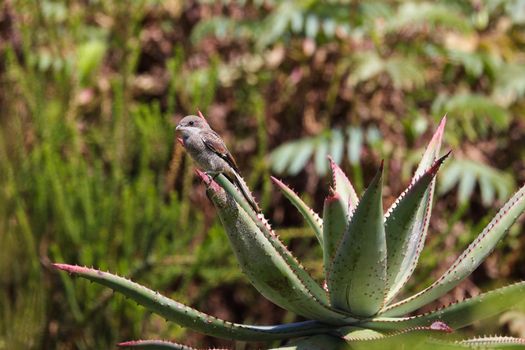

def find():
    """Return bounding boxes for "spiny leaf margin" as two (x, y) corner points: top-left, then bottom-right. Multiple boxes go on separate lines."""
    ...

(204, 173), (353, 323)
(382, 183), (525, 316)
(384, 117), (446, 303)
(52, 264), (339, 340)
(328, 163), (387, 316)
(366, 281), (525, 331)
(384, 151), (450, 303)
(271, 176), (323, 244)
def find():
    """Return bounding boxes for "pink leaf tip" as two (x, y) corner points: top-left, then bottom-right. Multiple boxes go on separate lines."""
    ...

(430, 321), (453, 333)
(51, 263), (86, 274)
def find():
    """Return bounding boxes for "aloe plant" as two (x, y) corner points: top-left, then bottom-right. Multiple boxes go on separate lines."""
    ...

(53, 117), (525, 349)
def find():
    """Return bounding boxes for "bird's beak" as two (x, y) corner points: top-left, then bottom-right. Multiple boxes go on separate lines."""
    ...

(175, 125), (181, 131)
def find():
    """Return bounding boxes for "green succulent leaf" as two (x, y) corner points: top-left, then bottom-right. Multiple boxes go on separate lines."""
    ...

(384, 137), (448, 304)
(341, 328), (385, 341)
(214, 173), (343, 318)
(322, 191), (349, 285)
(118, 340), (196, 349)
(322, 157), (360, 276)
(366, 281), (525, 331)
(206, 173), (352, 324)
(383, 116), (446, 304)
(327, 163), (387, 316)
(273, 335), (350, 350)
(346, 323), (453, 350)
(328, 156), (359, 211)
(385, 116), (447, 304)
(382, 183), (525, 316)
(457, 336), (525, 348)
(52, 264), (337, 341)
(271, 176), (323, 245)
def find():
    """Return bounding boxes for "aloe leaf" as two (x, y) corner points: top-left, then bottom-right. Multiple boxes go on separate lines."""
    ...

(340, 328), (385, 341)
(347, 322), (453, 350)
(413, 116), (447, 187)
(322, 192), (349, 287)
(205, 174), (352, 324)
(366, 281), (525, 331)
(328, 156), (359, 211)
(327, 164), (387, 316)
(457, 336), (525, 348)
(381, 183), (525, 317)
(52, 264), (338, 340)
(322, 157), (359, 278)
(383, 117), (446, 303)
(271, 176), (323, 245)
(384, 152), (449, 303)
(273, 335), (350, 350)
(118, 340), (195, 349)
(213, 173), (340, 316)
(215, 172), (328, 306)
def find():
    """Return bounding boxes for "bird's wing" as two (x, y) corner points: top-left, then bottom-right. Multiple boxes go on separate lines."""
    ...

(201, 130), (239, 172)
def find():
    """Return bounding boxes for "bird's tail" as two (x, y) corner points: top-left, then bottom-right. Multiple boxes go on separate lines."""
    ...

(228, 171), (261, 213)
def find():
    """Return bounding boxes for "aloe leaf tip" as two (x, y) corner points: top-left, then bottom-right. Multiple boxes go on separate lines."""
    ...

(52, 263), (88, 274)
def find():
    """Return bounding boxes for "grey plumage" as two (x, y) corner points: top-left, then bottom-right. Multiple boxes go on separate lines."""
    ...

(176, 115), (261, 213)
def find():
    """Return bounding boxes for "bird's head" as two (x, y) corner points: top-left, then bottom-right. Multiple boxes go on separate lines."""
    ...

(176, 115), (209, 135)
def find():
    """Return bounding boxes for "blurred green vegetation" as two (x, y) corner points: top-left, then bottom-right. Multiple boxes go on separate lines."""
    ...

(0, 0), (524, 348)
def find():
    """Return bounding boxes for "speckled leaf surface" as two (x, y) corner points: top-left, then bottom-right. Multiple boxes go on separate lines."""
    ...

(457, 336), (525, 348)
(322, 159), (359, 283)
(366, 281), (525, 331)
(384, 152), (449, 303)
(323, 192), (350, 286)
(213, 174), (337, 312)
(52, 264), (337, 341)
(347, 323), (452, 350)
(327, 164), (387, 316)
(381, 183), (525, 317)
(384, 117), (446, 303)
(207, 174), (351, 324)
(328, 156), (359, 211)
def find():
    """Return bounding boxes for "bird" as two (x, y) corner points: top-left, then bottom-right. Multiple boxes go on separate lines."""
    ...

(176, 114), (261, 213)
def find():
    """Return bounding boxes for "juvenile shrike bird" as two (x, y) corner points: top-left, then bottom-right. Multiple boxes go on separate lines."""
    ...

(176, 115), (261, 213)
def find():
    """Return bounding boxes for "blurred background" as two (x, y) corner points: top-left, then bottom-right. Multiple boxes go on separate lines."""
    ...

(1, 0), (525, 349)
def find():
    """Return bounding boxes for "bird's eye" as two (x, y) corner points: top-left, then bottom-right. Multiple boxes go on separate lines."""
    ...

(189, 121), (194, 126)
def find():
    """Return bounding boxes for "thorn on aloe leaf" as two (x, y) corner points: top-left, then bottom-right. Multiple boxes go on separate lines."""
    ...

(435, 150), (451, 167)
(413, 150), (450, 181)
(270, 176), (299, 196)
